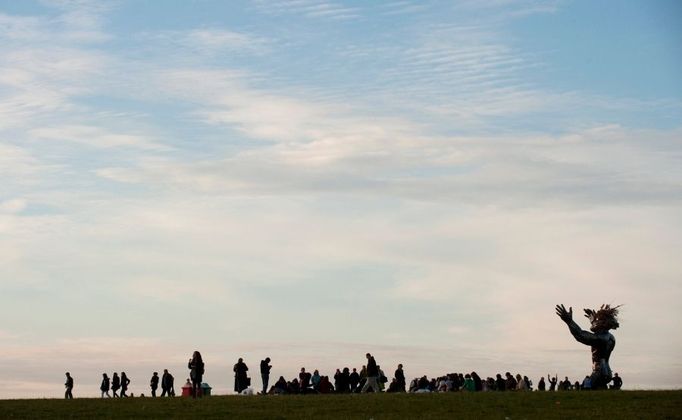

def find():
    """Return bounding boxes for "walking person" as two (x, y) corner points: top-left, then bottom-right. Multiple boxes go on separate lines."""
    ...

(150, 372), (159, 397)
(234, 357), (249, 394)
(111, 372), (121, 397)
(361, 353), (381, 392)
(64, 372), (73, 399)
(100, 373), (111, 398)
(188, 351), (205, 398)
(260, 357), (272, 395)
(121, 372), (130, 397)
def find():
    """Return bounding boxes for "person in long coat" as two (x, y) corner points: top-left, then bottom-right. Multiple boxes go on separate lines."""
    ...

(234, 358), (249, 393)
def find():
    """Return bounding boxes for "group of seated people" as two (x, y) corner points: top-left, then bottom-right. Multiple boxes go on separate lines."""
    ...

(264, 368), (623, 394)
(266, 365), (397, 394)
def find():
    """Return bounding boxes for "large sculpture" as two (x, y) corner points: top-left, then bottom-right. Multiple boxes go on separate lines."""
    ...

(555, 304), (620, 389)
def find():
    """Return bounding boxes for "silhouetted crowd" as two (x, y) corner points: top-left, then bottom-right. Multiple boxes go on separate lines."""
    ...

(64, 351), (624, 398)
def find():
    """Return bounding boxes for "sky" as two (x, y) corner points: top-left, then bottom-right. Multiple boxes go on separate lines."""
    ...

(0, 0), (681, 398)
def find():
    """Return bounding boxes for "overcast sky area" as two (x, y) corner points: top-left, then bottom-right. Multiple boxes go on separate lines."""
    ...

(1, 0), (681, 398)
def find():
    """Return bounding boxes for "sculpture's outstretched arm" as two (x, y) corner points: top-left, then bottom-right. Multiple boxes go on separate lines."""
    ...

(556, 304), (599, 346)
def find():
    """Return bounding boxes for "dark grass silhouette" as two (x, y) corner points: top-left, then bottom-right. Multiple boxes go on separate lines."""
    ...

(1, 390), (681, 419)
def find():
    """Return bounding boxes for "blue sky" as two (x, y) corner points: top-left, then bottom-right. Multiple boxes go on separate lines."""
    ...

(1, 0), (681, 397)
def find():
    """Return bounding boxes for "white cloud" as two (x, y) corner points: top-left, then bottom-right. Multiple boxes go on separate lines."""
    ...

(0, 198), (27, 214)
(29, 125), (170, 150)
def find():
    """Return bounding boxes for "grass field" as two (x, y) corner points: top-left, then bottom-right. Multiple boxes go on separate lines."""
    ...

(1, 391), (681, 419)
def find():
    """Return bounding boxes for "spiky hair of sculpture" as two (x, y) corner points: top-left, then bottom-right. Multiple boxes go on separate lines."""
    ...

(584, 304), (621, 331)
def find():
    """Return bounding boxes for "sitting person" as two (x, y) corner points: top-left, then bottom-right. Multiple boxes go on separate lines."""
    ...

(610, 373), (623, 390)
(318, 376), (334, 394)
(272, 376), (287, 394)
(287, 379), (300, 394)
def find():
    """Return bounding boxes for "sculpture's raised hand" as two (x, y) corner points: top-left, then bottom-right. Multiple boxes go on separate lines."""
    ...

(555, 304), (573, 323)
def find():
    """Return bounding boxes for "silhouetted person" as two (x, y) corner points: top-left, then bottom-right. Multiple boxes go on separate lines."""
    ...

(111, 372), (120, 397)
(538, 376), (546, 391)
(495, 374), (505, 391)
(121, 372), (130, 397)
(349, 368), (360, 392)
(188, 351), (205, 398)
(260, 357), (271, 395)
(361, 353), (380, 392)
(394, 364), (406, 392)
(234, 357), (249, 393)
(611, 372), (623, 390)
(64, 372), (73, 399)
(299, 367), (312, 392)
(335, 368), (350, 393)
(161, 369), (175, 397)
(150, 372), (159, 397)
(559, 376), (571, 391)
(273, 376), (287, 394)
(556, 304), (620, 390)
(471, 371), (482, 392)
(505, 372), (517, 390)
(548, 374), (558, 391)
(100, 373), (111, 398)
(318, 376), (334, 393)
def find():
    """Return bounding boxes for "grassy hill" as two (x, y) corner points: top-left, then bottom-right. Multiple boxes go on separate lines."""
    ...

(1, 391), (680, 419)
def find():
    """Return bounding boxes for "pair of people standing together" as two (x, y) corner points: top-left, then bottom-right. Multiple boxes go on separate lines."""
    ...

(234, 356), (271, 394)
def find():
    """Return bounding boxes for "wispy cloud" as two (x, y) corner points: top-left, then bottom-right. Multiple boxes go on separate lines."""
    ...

(1, 0), (681, 398)
(29, 125), (170, 150)
(253, 0), (361, 20)
(138, 28), (271, 58)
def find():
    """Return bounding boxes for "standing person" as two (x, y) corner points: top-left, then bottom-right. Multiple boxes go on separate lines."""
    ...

(537, 376), (546, 391)
(111, 372), (121, 397)
(121, 372), (130, 397)
(394, 364), (406, 392)
(150, 372), (159, 397)
(100, 373), (111, 398)
(548, 374), (558, 391)
(188, 351), (205, 398)
(505, 372), (517, 390)
(361, 353), (380, 392)
(334, 368), (350, 393)
(471, 372), (483, 392)
(234, 357), (249, 394)
(260, 357), (272, 395)
(349, 368), (360, 392)
(64, 372), (73, 399)
(495, 374), (506, 391)
(161, 369), (173, 397)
